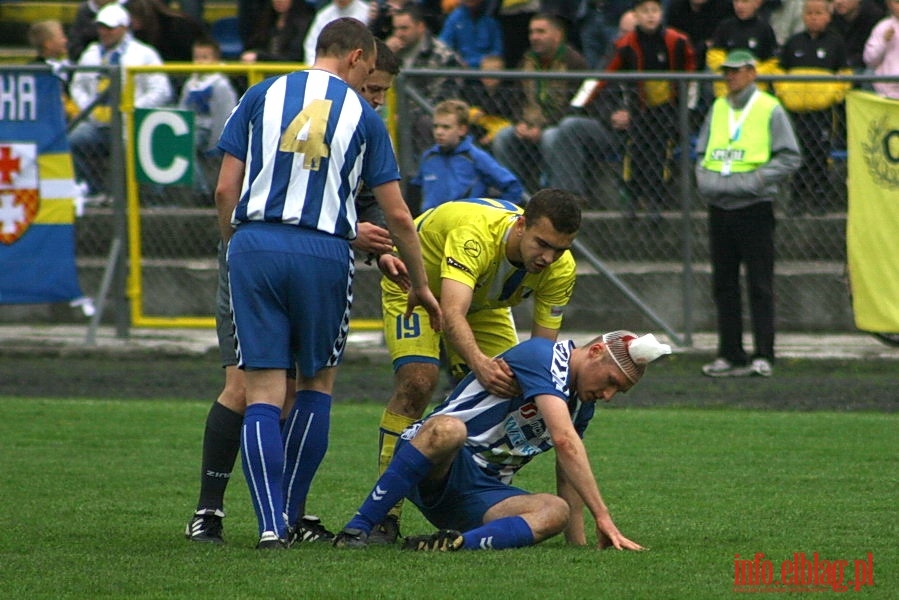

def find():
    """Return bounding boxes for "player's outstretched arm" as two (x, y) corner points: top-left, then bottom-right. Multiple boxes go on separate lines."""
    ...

(537, 393), (645, 552)
(372, 181), (442, 332)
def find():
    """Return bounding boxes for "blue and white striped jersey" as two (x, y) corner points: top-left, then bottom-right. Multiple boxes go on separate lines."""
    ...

(418, 338), (595, 484)
(218, 68), (400, 239)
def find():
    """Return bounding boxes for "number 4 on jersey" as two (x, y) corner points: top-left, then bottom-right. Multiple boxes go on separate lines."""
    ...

(279, 99), (332, 171)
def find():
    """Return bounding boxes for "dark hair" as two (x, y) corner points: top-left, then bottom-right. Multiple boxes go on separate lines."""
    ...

(523, 189), (582, 234)
(192, 35), (221, 56)
(530, 13), (568, 34)
(244, 0), (314, 62)
(393, 4), (426, 24)
(375, 37), (400, 75)
(125, 0), (205, 61)
(316, 17), (376, 60)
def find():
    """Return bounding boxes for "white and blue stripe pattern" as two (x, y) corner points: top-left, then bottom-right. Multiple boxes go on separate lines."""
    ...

(218, 69), (400, 240)
(425, 339), (595, 484)
(241, 410), (285, 537)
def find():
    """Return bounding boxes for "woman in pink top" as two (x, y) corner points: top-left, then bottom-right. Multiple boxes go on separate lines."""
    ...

(863, 0), (899, 99)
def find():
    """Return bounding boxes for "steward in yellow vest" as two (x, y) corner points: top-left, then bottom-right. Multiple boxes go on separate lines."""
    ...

(695, 52), (801, 209)
(694, 50), (800, 379)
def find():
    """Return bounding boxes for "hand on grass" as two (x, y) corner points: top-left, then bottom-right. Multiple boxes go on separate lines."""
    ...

(596, 516), (645, 551)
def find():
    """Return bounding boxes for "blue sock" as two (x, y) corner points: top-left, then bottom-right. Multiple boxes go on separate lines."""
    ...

(282, 390), (331, 526)
(346, 442), (432, 533)
(462, 516), (534, 550)
(241, 403), (286, 538)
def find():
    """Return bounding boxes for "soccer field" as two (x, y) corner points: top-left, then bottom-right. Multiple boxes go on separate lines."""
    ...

(0, 355), (895, 598)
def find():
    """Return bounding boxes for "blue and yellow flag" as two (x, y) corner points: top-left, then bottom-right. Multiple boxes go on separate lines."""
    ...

(846, 91), (899, 333)
(0, 71), (83, 304)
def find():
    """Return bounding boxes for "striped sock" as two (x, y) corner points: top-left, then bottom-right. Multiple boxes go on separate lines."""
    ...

(462, 516), (534, 550)
(282, 390), (331, 526)
(241, 403), (286, 538)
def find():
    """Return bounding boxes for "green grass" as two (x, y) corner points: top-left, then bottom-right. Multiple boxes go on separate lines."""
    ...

(0, 397), (895, 599)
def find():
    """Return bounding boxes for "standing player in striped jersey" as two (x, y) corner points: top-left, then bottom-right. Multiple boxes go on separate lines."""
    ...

(334, 330), (671, 551)
(369, 191), (581, 544)
(184, 35), (402, 548)
(215, 17), (441, 549)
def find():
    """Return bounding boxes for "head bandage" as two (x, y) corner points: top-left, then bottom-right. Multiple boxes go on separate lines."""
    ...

(602, 330), (672, 383)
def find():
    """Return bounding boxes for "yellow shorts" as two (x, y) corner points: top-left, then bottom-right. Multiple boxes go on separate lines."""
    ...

(382, 279), (519, 376)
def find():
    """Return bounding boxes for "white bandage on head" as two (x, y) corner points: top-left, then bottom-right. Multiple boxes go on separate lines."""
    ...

(602, 330), (672, 383)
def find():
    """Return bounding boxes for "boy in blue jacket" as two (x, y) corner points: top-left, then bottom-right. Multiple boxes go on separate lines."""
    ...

(412, 99), (524, 213)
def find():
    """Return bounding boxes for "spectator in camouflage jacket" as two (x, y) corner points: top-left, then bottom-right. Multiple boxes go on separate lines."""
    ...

(493, 13), (614, 198)
(387, 3), (465, 104)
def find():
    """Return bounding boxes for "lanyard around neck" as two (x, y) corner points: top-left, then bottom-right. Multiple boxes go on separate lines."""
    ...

(728, 89), (759, 143)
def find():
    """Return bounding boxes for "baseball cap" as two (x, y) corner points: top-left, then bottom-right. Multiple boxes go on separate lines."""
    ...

(603, 330), (671, 383)
(721, 50), (757, 69)
(95, 4), (130, 28)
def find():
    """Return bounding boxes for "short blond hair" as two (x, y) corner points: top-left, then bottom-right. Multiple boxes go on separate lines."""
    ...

(28, 20), (63, 51)
(434, 99), (470, 127)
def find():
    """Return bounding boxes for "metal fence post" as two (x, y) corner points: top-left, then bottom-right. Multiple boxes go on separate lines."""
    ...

(395, 72), (414, 198)
(678, 78), (694, 346)
(108, 68), (129, 338)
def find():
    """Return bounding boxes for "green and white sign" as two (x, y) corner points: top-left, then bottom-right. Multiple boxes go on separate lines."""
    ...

(134, 108), (194, 185)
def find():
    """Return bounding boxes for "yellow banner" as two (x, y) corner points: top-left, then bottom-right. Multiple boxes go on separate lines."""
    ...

(846, 91), (899, 333)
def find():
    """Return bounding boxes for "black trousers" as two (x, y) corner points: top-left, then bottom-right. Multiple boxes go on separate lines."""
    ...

(708, 202), (776, 364)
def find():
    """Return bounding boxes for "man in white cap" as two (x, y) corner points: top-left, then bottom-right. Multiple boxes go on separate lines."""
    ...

(69, 3), (171, 203)
(334, 330), (671, 551)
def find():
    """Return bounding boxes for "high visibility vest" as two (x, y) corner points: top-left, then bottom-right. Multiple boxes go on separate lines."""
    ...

(702, 91), (779, 173)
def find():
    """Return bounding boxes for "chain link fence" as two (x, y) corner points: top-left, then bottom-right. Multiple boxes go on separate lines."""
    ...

(57, 63), (388, 328)
(394, 69), (896, 339)
(26, 63), (896, 339)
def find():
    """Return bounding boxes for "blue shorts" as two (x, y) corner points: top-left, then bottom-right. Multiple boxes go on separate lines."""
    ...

(215, 240), (296, 377)
(398, 436), (528, 533)
(227, 223), (353, 377)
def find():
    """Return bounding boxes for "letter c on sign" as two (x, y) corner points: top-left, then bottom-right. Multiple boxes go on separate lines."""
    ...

(137, 111), (190, 184)
(883, 130), (899, 164)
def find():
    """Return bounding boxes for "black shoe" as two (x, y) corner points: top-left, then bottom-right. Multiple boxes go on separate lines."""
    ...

(367, 514), (401, 545)
(402, 529), (464, 552)
(288, 515), (335, 545)
(185, 509), (225, 544)
(256, 531), (288, 550)
(332, 527), (369, 549)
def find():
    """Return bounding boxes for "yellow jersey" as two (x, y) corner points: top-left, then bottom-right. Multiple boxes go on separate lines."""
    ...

(410, 198), (576, 330)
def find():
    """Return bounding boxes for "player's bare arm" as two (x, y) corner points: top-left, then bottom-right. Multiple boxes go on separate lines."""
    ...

(214, 153), (245, 243)
(536, 393), (645, 552)
(441, 278), (519, 397)
(556, 465), (587, 545)
(372, 180), (442, 332)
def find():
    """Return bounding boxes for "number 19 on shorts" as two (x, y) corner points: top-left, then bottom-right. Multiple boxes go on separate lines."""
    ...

(395, 314), (421, 339)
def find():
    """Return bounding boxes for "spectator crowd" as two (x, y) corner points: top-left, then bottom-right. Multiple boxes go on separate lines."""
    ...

(33, 0), (899, 212)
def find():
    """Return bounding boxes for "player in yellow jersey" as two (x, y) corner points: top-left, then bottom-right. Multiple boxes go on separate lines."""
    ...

(372, 189), (582, 544)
